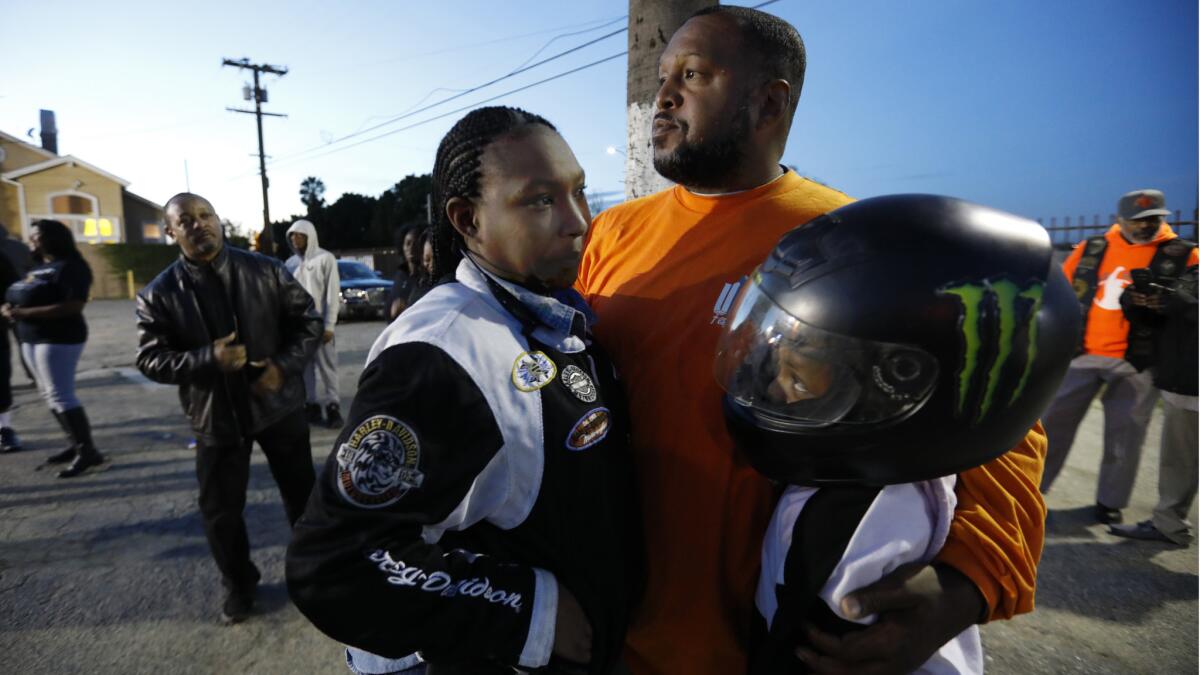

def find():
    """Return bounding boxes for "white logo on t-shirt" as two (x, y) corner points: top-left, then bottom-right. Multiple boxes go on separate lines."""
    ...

(1093, 266), (1128, 311)
(711, 280), (743, 325)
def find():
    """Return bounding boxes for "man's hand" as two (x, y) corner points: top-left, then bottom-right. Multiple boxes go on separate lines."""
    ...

(1125, 289), (1167, 312)
(552, 580), (593, 665)
(0, 304), (23, 321)
(213, 332), (247, 373)
(322, 329), (334, 344)
(795, 562), (984, 674)
(249, 358), (283, 396)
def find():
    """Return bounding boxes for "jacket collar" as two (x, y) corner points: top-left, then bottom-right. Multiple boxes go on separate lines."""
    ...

(455, 256), (593, 349)
(179, 244), (231, 284)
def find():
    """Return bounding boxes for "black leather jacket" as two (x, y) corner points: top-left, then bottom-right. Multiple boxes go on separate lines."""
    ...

(136, 246), (322, 444)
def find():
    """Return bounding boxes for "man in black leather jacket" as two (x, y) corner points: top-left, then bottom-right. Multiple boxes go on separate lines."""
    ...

(136, 192), (322, 624)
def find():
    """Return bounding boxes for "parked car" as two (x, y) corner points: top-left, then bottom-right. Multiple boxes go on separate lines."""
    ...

(337, 260), (393, 321)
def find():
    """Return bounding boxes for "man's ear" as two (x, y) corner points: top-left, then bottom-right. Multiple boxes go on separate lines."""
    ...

(446, 197), (477, 243)
(755, 78), (792, 131)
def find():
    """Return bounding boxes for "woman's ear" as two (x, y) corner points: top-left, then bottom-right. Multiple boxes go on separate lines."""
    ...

(446, 197), (477, 243)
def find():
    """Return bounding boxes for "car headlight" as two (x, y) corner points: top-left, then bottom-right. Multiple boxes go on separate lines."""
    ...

(341, 288), (368, 300)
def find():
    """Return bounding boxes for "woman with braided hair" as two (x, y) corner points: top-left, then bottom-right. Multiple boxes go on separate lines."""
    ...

(288, 106), (641, 675)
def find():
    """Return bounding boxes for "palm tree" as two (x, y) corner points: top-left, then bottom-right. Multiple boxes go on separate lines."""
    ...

(300, 177), (326, 216)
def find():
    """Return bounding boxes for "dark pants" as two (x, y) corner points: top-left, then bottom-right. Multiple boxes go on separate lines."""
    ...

(0, 325), (11, 413)
(195, 407), (316, 590)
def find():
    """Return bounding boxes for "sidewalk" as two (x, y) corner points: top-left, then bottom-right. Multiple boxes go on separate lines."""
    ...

(0, 299), (1195, 674)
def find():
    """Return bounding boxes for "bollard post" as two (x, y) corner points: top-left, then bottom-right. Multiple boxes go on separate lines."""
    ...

(127, 270), (135, 299)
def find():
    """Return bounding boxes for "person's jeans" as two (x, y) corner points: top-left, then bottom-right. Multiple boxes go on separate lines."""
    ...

(21, 341), (84, 412)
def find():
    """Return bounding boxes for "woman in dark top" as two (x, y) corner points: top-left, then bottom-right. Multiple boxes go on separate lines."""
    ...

(387, 224), (420, 321)
(1, 219), (105, 477)
(407, 227), (436, 307)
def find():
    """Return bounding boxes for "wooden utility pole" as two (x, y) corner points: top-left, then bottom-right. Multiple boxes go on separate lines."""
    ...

(222, 57), (288, 256)
(624, 0), (711, 200)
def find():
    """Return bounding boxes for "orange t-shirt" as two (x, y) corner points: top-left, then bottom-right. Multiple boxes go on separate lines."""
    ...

(1062, 223), (1199, 357)
(578, 172), (1047, 675)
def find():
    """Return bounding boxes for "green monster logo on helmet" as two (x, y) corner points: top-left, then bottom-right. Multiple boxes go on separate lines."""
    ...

(938, 279), (1045, 424)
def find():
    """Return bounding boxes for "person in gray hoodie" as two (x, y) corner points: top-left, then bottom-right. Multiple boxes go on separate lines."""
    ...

(286, 219), (343, 428)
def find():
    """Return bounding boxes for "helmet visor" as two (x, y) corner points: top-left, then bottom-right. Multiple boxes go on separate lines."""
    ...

(714, 274), (939, 428)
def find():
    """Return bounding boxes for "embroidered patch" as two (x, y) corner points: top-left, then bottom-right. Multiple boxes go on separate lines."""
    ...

(512, 351), (557, 392)
(335, 415), (425, 509)
(1156, 259), (1178, 277)
(567, 407), (610, 451)
(560, 365), (598, 403)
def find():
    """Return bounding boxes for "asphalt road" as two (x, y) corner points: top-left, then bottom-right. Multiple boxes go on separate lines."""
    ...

(0, 299), (1194, 674)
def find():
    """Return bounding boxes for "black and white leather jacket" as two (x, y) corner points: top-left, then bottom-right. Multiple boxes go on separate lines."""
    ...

(286, 258), (642, 674)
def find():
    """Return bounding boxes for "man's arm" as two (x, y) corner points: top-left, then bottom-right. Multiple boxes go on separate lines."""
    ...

(286, 343), (566, 668)
(936, 421), (1046, 620)
(135, 291), (217, 385)
(797, 425), (1046, 673)
(322, 254), (341, 333)
(268, 260), (322, 377)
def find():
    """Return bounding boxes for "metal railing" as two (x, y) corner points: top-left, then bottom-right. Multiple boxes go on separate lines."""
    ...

(1038, 209), (1197, 247)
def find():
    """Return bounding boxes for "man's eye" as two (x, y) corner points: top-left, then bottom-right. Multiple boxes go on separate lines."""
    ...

(532, 196), (553, 207)
(685, 70), (697, 79)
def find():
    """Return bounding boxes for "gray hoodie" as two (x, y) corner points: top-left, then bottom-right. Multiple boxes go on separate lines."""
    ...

(285, 219), (340, 332)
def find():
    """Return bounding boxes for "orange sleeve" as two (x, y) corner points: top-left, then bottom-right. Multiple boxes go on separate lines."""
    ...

(1188, 247), (1199, 267)
(1060, 241), (1086, 281)
(576, 214), (606, 300)
(935, 421), (1047, 622)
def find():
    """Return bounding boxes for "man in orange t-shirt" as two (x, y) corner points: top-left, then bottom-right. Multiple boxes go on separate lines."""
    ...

(578, 7), (1049, 674)
(1040, 189), (1199, 524)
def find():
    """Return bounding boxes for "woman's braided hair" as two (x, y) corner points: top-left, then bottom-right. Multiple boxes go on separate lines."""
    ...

(430, 106), (556, 278)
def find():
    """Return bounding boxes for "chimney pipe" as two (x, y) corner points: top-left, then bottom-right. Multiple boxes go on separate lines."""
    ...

(39, 109), (58, 154)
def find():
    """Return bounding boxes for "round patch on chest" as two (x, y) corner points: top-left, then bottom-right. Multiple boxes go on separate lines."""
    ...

(560, 365), (598, 403)
(512, 351), (557, 392)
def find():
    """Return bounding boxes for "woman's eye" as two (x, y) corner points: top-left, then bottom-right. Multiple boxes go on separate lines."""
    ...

(532, 196), (553, 207)
(574, 185), (588, 197)
(685, 70), (696, 80)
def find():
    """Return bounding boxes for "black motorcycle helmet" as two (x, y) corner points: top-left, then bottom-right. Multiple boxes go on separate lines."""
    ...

(714, 194), (1079, 486)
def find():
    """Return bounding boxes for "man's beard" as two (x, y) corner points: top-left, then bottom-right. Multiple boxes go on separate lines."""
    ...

(654, 104), (752, 190)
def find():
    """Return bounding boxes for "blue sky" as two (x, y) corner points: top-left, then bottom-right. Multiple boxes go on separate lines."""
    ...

(2, 0), (1195, 237)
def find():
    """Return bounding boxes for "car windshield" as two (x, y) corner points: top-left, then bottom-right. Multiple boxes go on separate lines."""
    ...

(338, 261), (378, 280)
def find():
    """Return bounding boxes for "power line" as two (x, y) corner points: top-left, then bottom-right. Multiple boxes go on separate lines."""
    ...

(267, 52), (625, 171)
(347, 14), (627, 70)
(266, 26), (626, 167)
(234, 0), (783, 176)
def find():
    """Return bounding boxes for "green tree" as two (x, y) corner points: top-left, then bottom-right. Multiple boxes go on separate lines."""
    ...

(300, 176), (326, 217)
(324, 192), (378, 250)
(371, 174), (432, 247)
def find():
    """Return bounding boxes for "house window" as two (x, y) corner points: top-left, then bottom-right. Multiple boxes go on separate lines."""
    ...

(143, 222), (162, 240)
(51, 194), (97, 216)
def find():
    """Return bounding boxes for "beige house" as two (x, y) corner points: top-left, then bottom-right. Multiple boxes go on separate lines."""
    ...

(0, 129), (165, 245)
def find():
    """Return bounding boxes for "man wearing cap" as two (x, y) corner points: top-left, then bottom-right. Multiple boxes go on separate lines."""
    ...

(1040, 189), (1198, 524)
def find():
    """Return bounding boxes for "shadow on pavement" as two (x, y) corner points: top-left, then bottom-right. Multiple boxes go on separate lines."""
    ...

(1045, 505), (1103, 537)
(1035, 538), (1198, 623)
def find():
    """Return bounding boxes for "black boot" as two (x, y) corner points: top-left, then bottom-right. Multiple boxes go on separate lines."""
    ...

(0, 426), (22, 453)
(325, 403), (344, 429)
(46, 410), (78, 464)
(58, 407), (106, 478)
(305, 403), (323, 426)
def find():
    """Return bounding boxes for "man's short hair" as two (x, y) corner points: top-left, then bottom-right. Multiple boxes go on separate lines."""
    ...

(690, 5), (807, 114)
(164, 192), (210, 214)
